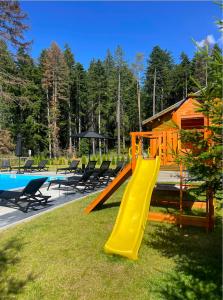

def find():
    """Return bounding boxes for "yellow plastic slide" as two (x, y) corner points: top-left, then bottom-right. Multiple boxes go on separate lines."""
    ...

(104, 156), (160, 260)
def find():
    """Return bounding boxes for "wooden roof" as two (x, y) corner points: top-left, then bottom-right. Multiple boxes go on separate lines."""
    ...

(142, 98), (186, 126)
(142, 89), (203, 126)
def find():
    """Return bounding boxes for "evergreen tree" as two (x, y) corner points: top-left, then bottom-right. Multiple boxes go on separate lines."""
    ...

(191, 50), (207, 89)
(114, 46), (126, 155)
(14, 47), (46, 154)
(0, 0), (29, 48)
(132, 53), (144, 131)
(72, 62), (87, 153)
(144, 46), (174, 116)
(63, 44), (75, 154)
(172, 52), (191, 100)
(103, 50), (117, 138)
(41, 42), (69, 157)
(0, 40), (17, 129)
(121, 65), (138, 146)
(87, 59), (107, 155)
(178, 45), (223, 227)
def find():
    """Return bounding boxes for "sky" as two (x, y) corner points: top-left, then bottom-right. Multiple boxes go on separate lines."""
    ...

(21, 1), (222, 68)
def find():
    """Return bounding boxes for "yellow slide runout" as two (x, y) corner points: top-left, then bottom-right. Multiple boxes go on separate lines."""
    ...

(104, 156), (160, 260)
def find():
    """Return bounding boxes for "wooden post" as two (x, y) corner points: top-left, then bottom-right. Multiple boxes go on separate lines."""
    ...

(138, 136), (143, 157)
(162, 131), (166, 165)
(179, 162), (183, 228)
(131, 133), (137, 170)
(207, 188), (215, 231)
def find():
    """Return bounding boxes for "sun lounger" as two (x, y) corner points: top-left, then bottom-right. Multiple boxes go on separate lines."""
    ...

(0, 159), (11, 172)
(13, 159), (34, 172)
(76, 160), (97, 174)
(30, 160), (49, 172)
(56, 160), (80, 174)
(103, 161), (126, 182)
(93, 161), (111, 174)
(0, 177), (50, 212)
(47, 169), (95, 192)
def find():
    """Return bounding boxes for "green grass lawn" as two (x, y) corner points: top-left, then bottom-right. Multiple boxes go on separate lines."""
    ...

(0, 184), (222, 300)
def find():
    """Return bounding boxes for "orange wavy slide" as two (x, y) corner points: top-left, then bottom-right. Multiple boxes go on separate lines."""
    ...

(104, 156), (160, 260)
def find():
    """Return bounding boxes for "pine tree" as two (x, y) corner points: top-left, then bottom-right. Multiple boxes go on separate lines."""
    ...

(144, 46), (174, 116)
(63, 44), (75, 154)
(0, 0), (30, 48)
(114, 46), (126, 155)
(87, 59), (107, 155)
(0, 40), (17, 129)
(132, 53), (144, 131)
(73, 62), (87, 153)
(41, 42), (69, 157)
(191, 51), (207, 89)
(15, 46), (46, 154)
(121, 65), (138, 143)
(172, 52), (191, 100)
(103, 50), (117, 138)
(178, 45), (223, 219)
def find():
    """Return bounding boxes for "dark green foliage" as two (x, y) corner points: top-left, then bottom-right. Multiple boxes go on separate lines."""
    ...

(171, 52), (192, 100)
(178, 45), (223, 197)
(1, 29), (221, 158)
(144, 46), (174, 116)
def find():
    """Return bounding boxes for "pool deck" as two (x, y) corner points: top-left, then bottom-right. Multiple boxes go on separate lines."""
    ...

(0, 170), (181, 230)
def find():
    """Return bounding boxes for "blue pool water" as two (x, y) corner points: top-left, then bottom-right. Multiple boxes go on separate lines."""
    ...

(0, 174), (64, 190)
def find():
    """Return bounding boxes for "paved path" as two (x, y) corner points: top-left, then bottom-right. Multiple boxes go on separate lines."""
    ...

(0, 170), (182, 230)
(0, 187), (101, 230)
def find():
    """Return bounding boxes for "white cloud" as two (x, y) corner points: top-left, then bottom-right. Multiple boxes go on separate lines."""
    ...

(196, 34), (216, 48)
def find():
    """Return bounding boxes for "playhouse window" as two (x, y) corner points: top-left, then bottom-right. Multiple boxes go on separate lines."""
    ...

(181, 117), (204, 130)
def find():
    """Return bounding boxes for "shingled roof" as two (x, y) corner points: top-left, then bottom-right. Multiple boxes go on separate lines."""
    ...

(142, 98), (186, 126)
(142, 89), (203, 126)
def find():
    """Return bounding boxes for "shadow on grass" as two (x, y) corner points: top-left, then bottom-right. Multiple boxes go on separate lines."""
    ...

(94, 201), (121, 211)
(0, 238), (35, 299)
(146, 217), (222, 300)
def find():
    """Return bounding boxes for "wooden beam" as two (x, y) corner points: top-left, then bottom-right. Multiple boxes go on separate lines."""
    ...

(148, 212), (209, 228)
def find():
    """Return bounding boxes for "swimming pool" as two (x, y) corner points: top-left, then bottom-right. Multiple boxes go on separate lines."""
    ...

(0, 174), (64, 190)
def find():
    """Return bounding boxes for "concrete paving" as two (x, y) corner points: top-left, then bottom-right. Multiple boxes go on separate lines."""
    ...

(0, 170), (182, 230)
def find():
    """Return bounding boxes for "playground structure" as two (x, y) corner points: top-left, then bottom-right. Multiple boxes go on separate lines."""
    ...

(85, 130), (214, 231)
(84, 96), (215, 259)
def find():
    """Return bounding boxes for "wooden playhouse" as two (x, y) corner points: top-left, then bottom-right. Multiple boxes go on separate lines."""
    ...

(142, 95), (208, 165)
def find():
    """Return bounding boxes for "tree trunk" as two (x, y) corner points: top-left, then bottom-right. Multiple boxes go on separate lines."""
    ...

(137, 80), (142, 131)
(53, 77), (58, 157)
(121, 103), (125, 152)
(92, 100), (95, 155)
(153, 67), (156, 116)
(77, 77), (81, 153)
(161, 87), (164, 111)
(98, 97), (101, 157)
(205, 61), (208, 87)
(117, 71), (121, 156)
(46, 89), (52, 159)
(78, 116), (81, 153)
(68, 98), (72, 155)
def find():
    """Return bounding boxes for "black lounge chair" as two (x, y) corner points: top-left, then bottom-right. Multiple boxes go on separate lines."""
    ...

(0, 159), (11, 172)
(88, 164), (114, 188)
(13, 159), (34, 172)
(0, 177), (50, 212)
(76, 160), (97, 174)
(56, 160), (80, 174)
(93, 161), (111, 174)
(47, 169), (95, 192)
(104, 161), (126, 181)
(30, 160), (49, 172)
